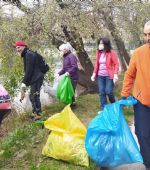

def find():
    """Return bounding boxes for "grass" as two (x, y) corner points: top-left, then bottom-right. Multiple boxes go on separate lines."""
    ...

(0, 94), (101, 170)
(0, 80), (135, 170)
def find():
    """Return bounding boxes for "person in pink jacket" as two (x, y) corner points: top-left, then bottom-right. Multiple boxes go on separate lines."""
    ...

(91, 37), (119, 110)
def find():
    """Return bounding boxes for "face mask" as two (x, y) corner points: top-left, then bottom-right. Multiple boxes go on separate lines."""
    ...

(99, 44), (104, 50)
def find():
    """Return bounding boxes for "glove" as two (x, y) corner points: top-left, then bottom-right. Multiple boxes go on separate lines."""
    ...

(113, 74), (118, 84)
(91, 73), (96, 81)
(64, 72), (69, 76)
(21, 83), (26, 88)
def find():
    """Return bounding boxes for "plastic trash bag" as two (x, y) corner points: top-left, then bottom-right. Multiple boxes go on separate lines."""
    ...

(56, 75), (74, 104)
(42, 105), (89, 167)
(85, 96), (143, 168)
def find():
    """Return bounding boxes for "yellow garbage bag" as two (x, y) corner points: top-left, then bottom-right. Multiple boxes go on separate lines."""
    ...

(42, 105), (89, 167)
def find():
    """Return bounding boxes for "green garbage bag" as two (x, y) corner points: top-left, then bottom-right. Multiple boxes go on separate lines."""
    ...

(57, 75), (74, 104)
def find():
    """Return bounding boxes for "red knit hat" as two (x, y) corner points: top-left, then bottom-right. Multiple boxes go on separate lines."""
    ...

(15, 40), (27, 47)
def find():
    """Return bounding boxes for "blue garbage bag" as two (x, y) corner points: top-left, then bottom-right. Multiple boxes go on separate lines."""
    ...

(85, 96), (143, 168)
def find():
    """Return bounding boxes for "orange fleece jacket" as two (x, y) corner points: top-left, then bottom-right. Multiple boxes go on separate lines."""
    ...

(121, 44), (150, 106)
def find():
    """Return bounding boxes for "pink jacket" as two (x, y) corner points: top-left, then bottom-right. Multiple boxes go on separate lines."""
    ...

(93, 50), (119, 79)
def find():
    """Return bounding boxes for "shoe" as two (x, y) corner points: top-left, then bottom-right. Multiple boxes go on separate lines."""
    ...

(70, 103), (76, 109)
(28, 112), (36, 120)
(32, 114), (42, 121)
(28, 115), (35, 119)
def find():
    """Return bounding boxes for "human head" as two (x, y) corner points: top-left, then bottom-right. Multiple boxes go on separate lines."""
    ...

(59, 43), (71, 55)
(97, 37), (112, 52)
(15, 40), (27, 54)
(144, 20), (150, 46)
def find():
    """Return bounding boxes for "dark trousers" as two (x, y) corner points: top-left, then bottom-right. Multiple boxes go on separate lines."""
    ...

(29, 78), (43, 115)
(0, 109), (11, 125)
(71, 79), (77, 104)
(134, 101), (150, 168)
(98, 76), (115, 110)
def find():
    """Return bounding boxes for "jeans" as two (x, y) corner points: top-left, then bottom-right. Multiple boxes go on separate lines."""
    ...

(29, 78), (43, 115)
(98, 76), (115, 110)
(0, 109), (11, 124)
(134, 100), (150, 168)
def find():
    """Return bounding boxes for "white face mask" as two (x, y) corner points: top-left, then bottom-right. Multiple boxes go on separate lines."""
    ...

(99, 44), (104, 50)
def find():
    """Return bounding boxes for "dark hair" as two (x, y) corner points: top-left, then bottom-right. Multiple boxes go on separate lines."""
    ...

(97, 37), (112, 52)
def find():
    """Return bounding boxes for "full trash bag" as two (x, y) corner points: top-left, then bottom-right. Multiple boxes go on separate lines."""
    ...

(85, 96), (143, 168)
(42, 105), (89, 167)
(56, 75), (74, 104)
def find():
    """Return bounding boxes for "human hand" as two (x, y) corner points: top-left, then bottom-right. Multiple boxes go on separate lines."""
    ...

(64, 72), (69, 76)
(91, 73), (96, 81)
(113, 74), (118, 84)
(21, 83), (26, 88)
(117, 96), (127, 101)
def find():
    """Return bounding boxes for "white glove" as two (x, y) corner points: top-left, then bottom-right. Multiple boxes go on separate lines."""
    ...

(64, 72), (69, 76)
(91, 73), (96, 81)
(21, 83), (26, 88)
(113, 74), (118, 84)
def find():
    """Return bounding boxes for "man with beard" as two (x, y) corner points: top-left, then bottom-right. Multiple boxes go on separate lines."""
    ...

(121, 20), (150, 170)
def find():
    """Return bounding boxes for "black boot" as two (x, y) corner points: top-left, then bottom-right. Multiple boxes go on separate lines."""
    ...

(70, 102), (76, 109)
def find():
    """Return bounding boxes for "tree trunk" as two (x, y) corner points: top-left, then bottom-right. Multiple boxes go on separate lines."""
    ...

(4, 0), (98, 92)
(101, 11), (130, 71)
(62, 25), (98, 92)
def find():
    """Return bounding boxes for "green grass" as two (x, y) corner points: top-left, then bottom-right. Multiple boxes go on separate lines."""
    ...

(0, 90), (134, 170)
(0, 94), (101, 170)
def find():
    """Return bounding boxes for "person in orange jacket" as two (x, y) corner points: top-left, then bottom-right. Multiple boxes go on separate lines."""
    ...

(91, 37), (119, 110)
(121, 20), (150, 170)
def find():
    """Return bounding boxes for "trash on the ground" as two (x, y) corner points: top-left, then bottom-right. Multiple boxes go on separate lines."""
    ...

(56, 75), (74, 104)
(85, 96), (143, 168)
(42, 105), (89, 167)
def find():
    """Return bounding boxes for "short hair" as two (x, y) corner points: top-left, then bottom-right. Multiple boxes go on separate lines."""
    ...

(97, 37), (112, 52)
(144, 20), (150, 28)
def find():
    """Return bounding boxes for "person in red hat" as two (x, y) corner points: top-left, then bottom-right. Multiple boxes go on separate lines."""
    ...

(15, 40), (44, 121)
